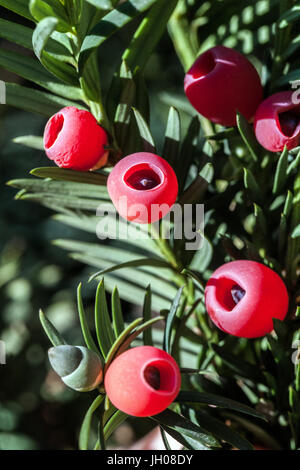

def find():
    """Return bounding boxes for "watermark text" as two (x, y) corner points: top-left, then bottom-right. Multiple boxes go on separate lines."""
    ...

(96, 202), (205, 251)
(0, 80), (6, 104)
(292, 80), (300, 105)
(0, 340), (6, 365)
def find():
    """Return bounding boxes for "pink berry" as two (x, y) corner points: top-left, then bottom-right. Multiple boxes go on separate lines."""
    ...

(107, 152), (178, 224)
(254, 91), (300, 152)
(184, 46), (263, 127)
(104, 346), (181, 417)
(205, 260), (289, 338)
(43, 106), (108, 171)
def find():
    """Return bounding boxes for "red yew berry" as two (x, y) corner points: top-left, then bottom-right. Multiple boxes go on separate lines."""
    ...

(43, 106), (108, 171)
(204, 260), (289, 338)
(107, 152), (178, 224)
(104, 346), (181, 417)
(254, 91), (300, 152)
(184, 46), (263, 127)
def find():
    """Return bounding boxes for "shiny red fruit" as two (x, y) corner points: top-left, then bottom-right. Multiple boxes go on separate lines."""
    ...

(104, 346), (181, 417)
(107, 152), (178, 224)
(43, 106), (108, 171)
(184, 46), (263, 127)
(205, 260), (289, 338)
(254, 91), (300, 152)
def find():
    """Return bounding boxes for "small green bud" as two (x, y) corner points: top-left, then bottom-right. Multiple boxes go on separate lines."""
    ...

(48, 345), (103, 392)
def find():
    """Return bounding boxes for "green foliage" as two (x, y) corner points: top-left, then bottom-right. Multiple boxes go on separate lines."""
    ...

(78, 0), (159, 72)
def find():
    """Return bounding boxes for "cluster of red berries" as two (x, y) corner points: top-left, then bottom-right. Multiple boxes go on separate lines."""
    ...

(102, 254), (291, 418)
(43, 47), (299, 226)
(182, 47), (291, 336)
(184, 46), (300, 152)
(43, 109), (178, 224)
(43, 46), (299, 224)
(105, 259), (289, 417)
(43, 46), (292, 415)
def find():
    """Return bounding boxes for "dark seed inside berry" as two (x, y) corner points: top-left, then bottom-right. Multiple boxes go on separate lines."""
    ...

(192, 51), (216, 79)
(127, 169), (161, 191)
(144, 365), (160, 390)
(279, 111), (299, 137)
(132, 177), (158, 190)
(231, 284), (246, 305)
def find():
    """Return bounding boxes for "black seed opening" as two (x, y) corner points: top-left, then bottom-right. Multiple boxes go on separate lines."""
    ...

(127, 169), (161, 191)
(212, 277), (246, 311)
(279, 111), (299, 137)
(193, 51), (216, 79)
(231, 284), (246, 305)
(144, 365), (161, 390)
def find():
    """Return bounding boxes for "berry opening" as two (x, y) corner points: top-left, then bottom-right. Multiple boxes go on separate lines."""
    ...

(142, 359), (177, 393)
(44, 114), (64, 149)
(124, 164), (163, 191)
(143, 365), (160, 390)
(214, 277), (246, 311)
(231, 284), (246, 305)
(192, 51), (216, 79)
(278, 111), (300, 137)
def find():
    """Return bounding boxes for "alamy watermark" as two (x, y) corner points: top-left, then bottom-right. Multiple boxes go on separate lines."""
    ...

(292, 80), (300, 105)
(96, 202), (205, 251)
(0, 340), (6, 365)
(0, 80), (6, 104)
